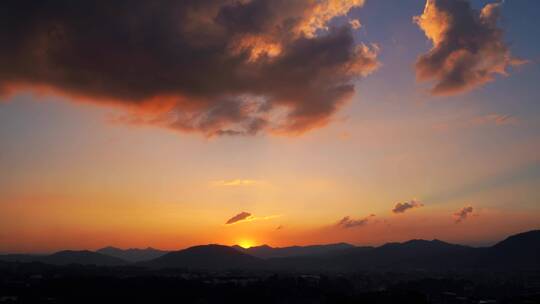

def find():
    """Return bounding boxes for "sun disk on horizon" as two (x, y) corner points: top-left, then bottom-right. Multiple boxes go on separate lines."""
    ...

(238, 239), (256, 249)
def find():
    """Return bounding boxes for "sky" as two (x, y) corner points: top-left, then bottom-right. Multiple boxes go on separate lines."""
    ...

(0, 0), (539, 253)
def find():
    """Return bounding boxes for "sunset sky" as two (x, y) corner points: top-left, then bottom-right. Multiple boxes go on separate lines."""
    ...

(1, 0), (539, 253)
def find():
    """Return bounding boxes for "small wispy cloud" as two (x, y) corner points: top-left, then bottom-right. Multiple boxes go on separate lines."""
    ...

(433, 113), (519, 132)
(392, 200), (424, 214)
(337, 214), (375, 229)
(225, 211), (281, 225)
(212, 179), (262, 187)
(349, 19), (362, 30)
(454, 206), (474, 223)
(226, 212), (252, 224)
(470, 114), (519, 126)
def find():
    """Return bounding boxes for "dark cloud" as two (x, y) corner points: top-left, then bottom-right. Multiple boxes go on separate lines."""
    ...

(454, 206), (473, 223)
(337, 214), (375, 229)
(392, 200), (423, 214)
(226, 211), (252, 225)
(414, 0), (525, 95)
(0, 0), (378, 136)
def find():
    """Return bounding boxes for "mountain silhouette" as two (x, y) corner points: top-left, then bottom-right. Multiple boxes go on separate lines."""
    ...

(478, 229), (540, 270)
(493, 229), (540, 251)
(232, 243), (355, 258)
(97, 246), (168, 262)
(142, 244), (264, 270)
(1, 230), (538, 271)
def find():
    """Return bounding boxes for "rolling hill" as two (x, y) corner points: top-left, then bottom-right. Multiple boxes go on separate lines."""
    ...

(0, 250), (127, 266)
(232, 243), (355, 259)
(142, 244), (264, 270)
(97, 246), (168, 262)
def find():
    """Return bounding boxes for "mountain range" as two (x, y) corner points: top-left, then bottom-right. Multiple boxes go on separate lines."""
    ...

(1, 230), (538, 272)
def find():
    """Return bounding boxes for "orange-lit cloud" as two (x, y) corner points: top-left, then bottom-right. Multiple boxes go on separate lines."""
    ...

(212, 179), (262, 187)
(454, 206), (474, 223)
(298, 0), (365, 37)
(337, 214), (375, 229)
(414, 0), (526, 95)
(392, 200), (424, 214)
(0, 0), (378, 137)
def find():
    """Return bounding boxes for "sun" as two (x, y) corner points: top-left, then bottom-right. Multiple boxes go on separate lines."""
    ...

(238, 239), (255, 249)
